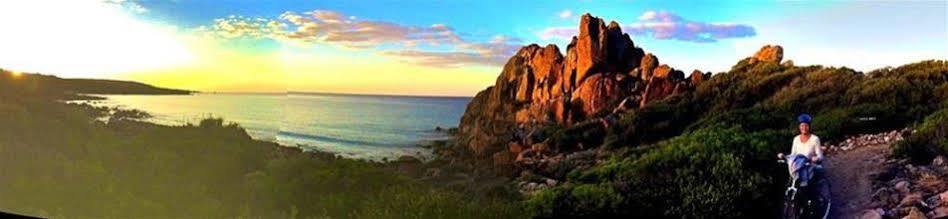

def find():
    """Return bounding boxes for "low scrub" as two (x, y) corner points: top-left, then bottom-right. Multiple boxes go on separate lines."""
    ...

(893, 108), (948, 163)
(527, 127), (787, 218)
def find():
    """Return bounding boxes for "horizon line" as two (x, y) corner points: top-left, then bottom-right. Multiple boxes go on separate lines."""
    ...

(193, 91), (475, 98)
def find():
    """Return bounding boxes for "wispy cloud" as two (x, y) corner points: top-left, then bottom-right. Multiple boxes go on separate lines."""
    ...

(378, 50), (506, 68)
(558, 10), (574, 19)
(103, 0), (148, 14)
(277, 10), (464, 49)
(201, 10), (522, 68)
(541, 10), (756, 43)
(381, 36), (522, 67)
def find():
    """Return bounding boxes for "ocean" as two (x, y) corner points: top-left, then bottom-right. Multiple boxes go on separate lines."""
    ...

(80, 93), (471, 160)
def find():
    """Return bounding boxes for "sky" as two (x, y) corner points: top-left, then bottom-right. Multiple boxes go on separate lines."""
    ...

(0, 0), (945, 96)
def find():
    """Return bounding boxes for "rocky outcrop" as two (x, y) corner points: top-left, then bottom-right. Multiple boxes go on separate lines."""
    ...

(570, 16), (644, 86)
(638, 53), (659, 81)
(457, 13), (709, 157)
(639, 65), (684, 107)
(689, 70), (709, 87)
(749, 44), (783, 64)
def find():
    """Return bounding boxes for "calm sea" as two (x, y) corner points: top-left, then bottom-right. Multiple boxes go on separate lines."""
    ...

(82, 93), (471, 160)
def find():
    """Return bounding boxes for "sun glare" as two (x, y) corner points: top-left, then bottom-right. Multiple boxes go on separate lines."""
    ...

(0, 1), (194, 78)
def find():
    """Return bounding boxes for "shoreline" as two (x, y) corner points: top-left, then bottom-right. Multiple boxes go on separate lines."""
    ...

(90, 91), (477, 99)
(68, 94), (453, 162)
(64, 95), (447, 166)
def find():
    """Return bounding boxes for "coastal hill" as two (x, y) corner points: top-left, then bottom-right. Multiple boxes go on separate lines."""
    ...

(459, 14), (719, 157)
(0, 69), (191, 97)
(451, 13), (948, 218)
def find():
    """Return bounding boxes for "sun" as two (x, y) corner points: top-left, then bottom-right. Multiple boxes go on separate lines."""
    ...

(8, 70), (22, 78)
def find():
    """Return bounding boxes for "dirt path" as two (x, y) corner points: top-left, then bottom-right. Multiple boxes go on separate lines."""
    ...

(824, 142), (892, 218)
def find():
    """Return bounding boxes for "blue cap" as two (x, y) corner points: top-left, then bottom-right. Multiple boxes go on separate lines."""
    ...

(798, 114), (812, 124)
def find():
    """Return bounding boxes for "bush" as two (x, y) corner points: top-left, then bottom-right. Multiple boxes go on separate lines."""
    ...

(525, 187), (567, 217)
(525, 184), (623, 218)
(809, 105), (899, 143)
(893, 108), (948, 163)
(527, 127), (788, 218)
(0, 98), (524, 218)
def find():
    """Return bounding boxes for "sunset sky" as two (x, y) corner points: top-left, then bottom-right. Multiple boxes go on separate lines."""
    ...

(0, 0), (945, 96)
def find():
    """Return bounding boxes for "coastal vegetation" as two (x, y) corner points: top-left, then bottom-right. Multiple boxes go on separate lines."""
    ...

(0, 71), (524, 218)
(517, 59), (948, 218)
(894, 108), (948, 163)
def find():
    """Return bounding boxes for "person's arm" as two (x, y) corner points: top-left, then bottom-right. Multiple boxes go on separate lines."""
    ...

(613, 98), (629, 114)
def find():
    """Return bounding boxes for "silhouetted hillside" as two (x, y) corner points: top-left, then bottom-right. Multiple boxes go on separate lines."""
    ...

(0, 69), (191, 98)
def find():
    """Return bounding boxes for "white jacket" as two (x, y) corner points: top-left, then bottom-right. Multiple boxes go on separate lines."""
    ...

(791, 134), (823, 161)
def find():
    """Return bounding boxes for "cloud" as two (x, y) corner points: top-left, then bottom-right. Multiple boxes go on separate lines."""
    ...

(380, 35), (522, 68)
(201, 10), (521, 68)
(541, 10), (756, 43)
(558, 10), (573, 19)
(378, 50), (508, 68)
(103, 0), (148, 14)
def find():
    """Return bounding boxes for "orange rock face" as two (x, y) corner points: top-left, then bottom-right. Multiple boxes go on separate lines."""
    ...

(639, 53), (659, 81)
(529, 44), (565, 102)
(639, 66), (685, 107)
(689, 70), (708, 87)
(574, 15), (608, 85)
(751, 45), (784, 64)
(572, 74), (629, 117)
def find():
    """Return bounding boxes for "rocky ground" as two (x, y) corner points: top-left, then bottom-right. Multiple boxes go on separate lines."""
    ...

(859, 156), (948, 219)
(824, 129), (948, 219)
(513, 147), (608, 194)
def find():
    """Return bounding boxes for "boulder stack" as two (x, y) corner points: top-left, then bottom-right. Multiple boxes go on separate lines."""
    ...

(456, 13), (767, 159)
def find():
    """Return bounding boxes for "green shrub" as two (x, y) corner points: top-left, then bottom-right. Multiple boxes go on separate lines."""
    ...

(524, 183), (623, 218)
(0, 98), (524, 218)
(527, 127), (788, 218)
(568, 184), (624, 216)
(894, 108), (948, 163)
(525, 187), (567, 218)
(807, 105), (903, 143)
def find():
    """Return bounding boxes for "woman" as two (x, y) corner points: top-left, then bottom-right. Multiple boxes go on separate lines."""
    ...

(792, 114), (823, 163)
(780, 114), (831, 217)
